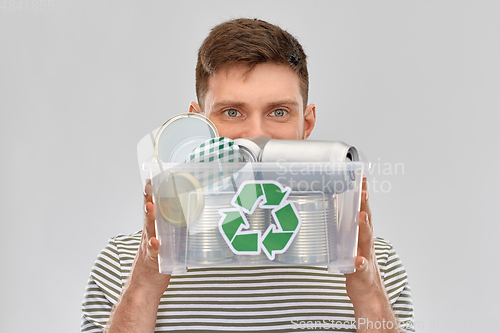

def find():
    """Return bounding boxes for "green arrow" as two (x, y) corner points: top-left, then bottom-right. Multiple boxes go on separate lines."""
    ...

(274, 203), (300, 232)
(234, 183), (263, 212)
(262, 183), (288, 206)
(219, 210), (246, 242)
(262, 228), (293, 256)
(220, 181), (302, 260)
(231, 233), (259, 252)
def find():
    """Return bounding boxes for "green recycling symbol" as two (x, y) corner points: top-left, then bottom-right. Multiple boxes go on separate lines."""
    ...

(218, 180), (302, 260)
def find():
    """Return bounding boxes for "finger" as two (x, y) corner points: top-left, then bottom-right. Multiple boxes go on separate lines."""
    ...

(144, 201), (156, 239)
(360, 190), (371, 221)
(360, 180), (371, 221)
(148, 236), (160, 259)
(143, 179), (153, 205)
(354, 256), (368, 272)
(357, 211), (373, 259)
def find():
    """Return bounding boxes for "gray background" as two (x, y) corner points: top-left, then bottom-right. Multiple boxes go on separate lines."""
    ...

(1, 1), (499, 332)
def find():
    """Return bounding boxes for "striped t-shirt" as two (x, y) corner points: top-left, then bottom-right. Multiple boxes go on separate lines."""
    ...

(81, 231), (414, 332)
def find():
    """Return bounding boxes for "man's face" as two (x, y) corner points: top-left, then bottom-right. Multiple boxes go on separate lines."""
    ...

(190, 62), (316, 140)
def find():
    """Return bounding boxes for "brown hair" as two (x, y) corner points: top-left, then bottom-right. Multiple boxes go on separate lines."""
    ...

(196, 18), (308, 109)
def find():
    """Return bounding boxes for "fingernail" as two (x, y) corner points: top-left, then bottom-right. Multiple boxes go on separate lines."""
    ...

(148, 238), (153, 247)
(365, 213), (369, 223)
(364, 191), (369, 201)
(357, 257), (366, 269)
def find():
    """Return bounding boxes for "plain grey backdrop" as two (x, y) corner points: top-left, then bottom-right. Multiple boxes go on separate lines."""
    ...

(1, 1), (499, 332)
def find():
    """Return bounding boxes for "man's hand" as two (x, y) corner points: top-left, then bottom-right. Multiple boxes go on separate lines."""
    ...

(127, 179), (171, 295)
(345, 178), (400, 332)
(104, 180), (171, 333)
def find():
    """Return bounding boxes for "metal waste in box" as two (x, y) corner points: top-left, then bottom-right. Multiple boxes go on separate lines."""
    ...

(142, 160), (365, 274)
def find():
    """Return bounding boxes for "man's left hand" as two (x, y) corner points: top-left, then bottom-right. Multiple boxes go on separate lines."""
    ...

(345, 178), (400, 332)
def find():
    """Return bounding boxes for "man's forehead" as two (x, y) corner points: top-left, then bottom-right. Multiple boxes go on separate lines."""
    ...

(218, 63), (256, 80)
(204, 63), (304, 107)
(211, 62), (300, 84)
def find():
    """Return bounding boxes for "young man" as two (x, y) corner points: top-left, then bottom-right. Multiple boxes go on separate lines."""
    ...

(82, 18), (414, 332)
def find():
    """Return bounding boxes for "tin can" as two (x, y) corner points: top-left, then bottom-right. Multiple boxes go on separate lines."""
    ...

(236, 208), (272, 264)
(233, 136), (271, 162)
(186, 193), (235, 265)
(235, 137), (359, 194)
(234, 136), (358, 163)
(274, 193), (337, 264)
(260, 139), (358, 163)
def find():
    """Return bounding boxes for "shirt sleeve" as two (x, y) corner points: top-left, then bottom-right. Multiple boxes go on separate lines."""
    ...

(375, 237), (415, 332)
(81, 238), (124, 332)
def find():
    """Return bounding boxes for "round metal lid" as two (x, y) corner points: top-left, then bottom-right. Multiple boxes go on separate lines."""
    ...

(157, 172), (204, 227)
(154, 113), (219, 163)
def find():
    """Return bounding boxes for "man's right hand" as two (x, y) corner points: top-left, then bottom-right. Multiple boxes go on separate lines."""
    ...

(104, 180), (170, 333)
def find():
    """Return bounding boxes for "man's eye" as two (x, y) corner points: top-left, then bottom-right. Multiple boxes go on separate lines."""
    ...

(270, 109), (287, 117)
(223, 109), (241, 117)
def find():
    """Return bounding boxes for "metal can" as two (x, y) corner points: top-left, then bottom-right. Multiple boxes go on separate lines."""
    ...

(234, 136), (358, 163)
(260, 139), (358, 163)
(186, 193), (236, 265)
(233, 136), (271, 162)
(235, 137), (359, 194)
(233, 137), (356, 265)
(273, 193), (338, 264)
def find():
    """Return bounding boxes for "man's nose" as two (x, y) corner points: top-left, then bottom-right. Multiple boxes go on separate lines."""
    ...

(241, 117), (270, 138)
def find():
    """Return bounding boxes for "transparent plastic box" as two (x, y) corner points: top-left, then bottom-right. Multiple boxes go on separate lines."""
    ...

(142, 161), (365, 274)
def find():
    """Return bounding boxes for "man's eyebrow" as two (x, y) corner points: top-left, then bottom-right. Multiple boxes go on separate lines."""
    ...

(211, 101), (246, 110)
(211, 100), (300, 110)
(267, 100), (300, 108)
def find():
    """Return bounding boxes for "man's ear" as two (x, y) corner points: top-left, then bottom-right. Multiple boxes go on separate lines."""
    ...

(189, 102), (203, 114)
(303, 103), (316, 139)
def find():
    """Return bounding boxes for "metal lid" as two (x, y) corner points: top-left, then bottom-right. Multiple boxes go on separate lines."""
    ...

(157, 172), (204, 227)
(233, 136), (272, 162)
(154, 113), (219, 163)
